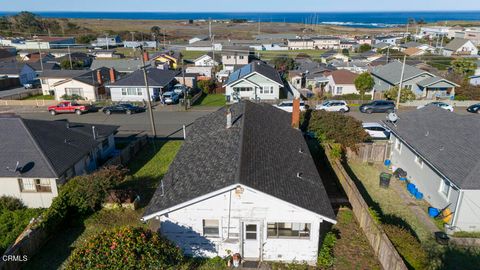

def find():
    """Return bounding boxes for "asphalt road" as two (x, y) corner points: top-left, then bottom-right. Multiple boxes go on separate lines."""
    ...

(18, 105), (474, 138)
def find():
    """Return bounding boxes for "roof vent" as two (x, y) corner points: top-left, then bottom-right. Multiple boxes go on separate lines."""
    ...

(299, 148), (304, 154)
(425, 131), (429, 137)
(226, 107), (232, 129)
(297, 172), (303, 179)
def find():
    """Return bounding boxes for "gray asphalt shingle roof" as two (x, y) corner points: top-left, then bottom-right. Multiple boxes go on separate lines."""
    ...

(372, 61), (430, 85)
(0, 115), (118, 178)
(144, 102), (335, 220)
(90, 59), (143, 73)
(384, 107), (480, 189)
(225, 61), (284, 86)
(107, 68), (180, 87)
(444, 38), (471, 52)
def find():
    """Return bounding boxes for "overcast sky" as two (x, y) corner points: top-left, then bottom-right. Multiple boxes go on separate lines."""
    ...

(1, 0), (479, 12)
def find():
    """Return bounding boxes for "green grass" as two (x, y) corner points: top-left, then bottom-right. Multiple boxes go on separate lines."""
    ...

(24, 140), (182, 270)
(258, 49), (327, 61)
(180, 50), (208, 61)
(22, 95), (55, 100)
(453, 231), (480, 238)
(193, 93), (226, 107)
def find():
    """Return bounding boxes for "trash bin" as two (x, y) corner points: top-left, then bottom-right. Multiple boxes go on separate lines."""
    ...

(428, 207), (440, 218)
(393, 168), (407, 179)
(379, 172), (392, 188)
(434, 231), (449, 245)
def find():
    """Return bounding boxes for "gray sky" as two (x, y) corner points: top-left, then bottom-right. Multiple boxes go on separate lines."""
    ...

(0, 0), (479, 12)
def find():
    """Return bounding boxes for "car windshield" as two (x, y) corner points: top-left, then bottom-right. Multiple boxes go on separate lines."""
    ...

(122, 104), (134, 108)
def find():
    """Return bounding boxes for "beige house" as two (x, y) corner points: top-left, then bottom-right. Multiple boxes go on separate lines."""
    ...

(0, 115), (117, 208)
(313, 37), (341, 50)
(326, 70), (359, 95)
(287, 39), (314, 50)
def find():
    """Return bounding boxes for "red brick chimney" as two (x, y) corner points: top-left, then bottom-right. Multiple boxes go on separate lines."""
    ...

(109, 68), (116, 83)
(96, 70), (103, 85)
(143, 51), (149, 62)
(292, 98), (300, 129)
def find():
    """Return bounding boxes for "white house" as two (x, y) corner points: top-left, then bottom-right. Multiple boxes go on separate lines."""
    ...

(0, 115), (117, 208)
(313, 36), (341, 50)
(39, 70), (93, 96)
(224, 61), (284, 102)
(287, 39), (314, 50)
(142, 102), (336, 264)
(385, 107), (480, 233)
(374, 35), (402, 46)
(442, 38), (479, 56)
(326, 70), (359, 95)
(194, 52), (220, 67)
(107, 68), (179, 102)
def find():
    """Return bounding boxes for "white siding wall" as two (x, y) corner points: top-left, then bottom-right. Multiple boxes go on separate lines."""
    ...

(0, 177), (58, 208)
(110, 87), (158, 102)
(225, 73), (281, 102)
(54, 80), (98, 101)
(326, 76), (358, 95)
(454, 190), (480, 232)
(41, 78), (66, 95)
(158, 186), (323, 264)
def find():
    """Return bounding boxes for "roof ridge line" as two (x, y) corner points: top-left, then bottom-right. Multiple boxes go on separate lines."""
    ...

(19, 119), (59, 178)
(234, 102), (247, 185)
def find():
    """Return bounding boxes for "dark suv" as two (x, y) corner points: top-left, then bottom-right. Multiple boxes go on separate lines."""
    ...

(360, 100), (395, 114)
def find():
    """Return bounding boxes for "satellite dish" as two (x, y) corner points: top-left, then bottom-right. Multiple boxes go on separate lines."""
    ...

(387, 112), (398, 123)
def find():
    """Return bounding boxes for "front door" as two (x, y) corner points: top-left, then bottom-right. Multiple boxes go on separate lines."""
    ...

(243, 222), (260, 259)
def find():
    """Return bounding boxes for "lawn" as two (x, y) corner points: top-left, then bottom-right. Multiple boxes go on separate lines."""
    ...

(258, 49), (327, 61)
(193, 93), (226, 107)
(180, 50), (208, 61)
(22, 94), (54, 100)
(24, 140), (182, 270)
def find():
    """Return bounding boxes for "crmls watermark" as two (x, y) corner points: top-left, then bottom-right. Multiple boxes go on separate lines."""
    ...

(2, 255), (28, 262)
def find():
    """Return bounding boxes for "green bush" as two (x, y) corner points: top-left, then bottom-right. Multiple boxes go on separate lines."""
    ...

(197, 79), (216, 95)
(0, 207), (43, 254)
(61, 94), (85, 101)
(307, 110), (369, 150)
(384, 87), (416, 103)
(332, 93), (372, 101)
(368, 207), (382, 224)
(383, 224), (428, 270)
(0, 196), (25, 211)
(197, 256), (227, 270)
(40, 167), (127, 231)
(66, 226), (183, 270)
(317, 232), (337, 268)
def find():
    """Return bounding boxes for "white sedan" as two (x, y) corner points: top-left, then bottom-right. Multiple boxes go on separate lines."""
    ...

(316, 100), (350, 112)
(362, 122), (391, 139)
(274, 100), (306, 113)
(417, 102), (454, 112)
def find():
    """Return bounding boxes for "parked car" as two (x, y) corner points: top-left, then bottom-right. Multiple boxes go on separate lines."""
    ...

(316, 100), (350, 112)
(163, 92), (179, 104)
(466, 103), (480, 114)
(359, 100), (395, 114)
(102, 103), (145, 115)
(23, 80), (41, 89)
(362, 122), (391, 139)
(172, 84), (187, 97)
(274, 100), (306, 113)
(417, 102), (454, 112)
(48, 101), (91, 115)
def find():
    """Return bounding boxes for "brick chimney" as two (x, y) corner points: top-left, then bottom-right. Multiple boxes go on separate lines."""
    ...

(292, 98), (300, 129)
(109, 68), (116, 83)
(96, 70), (103, 85)
(143, 51), (149, 62)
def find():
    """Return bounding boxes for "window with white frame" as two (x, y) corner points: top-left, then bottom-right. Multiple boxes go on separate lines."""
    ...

(336, 86), (343, 95)
(267, 222), (311, 239)
(395, 138), (402, 152)
(203, 219), (219, 237)
(65, 88), (84, 97)
(18, 179), (52, 193)
(414, 155), (424, 168)
(440, 179), (451, 198)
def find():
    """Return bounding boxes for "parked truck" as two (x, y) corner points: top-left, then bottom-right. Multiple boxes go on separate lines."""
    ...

(48, 101), (91, 115)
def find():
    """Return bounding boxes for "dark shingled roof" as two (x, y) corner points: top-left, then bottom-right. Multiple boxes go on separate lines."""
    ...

(0, 115), (118, 178)
(108, 68), (180, 87)
(225, 61), (284, 86)
(384, 107), (480, 190)
(144, 102), (335, 221)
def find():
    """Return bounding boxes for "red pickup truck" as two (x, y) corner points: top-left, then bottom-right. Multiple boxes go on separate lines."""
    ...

(48, 101), (91, 115)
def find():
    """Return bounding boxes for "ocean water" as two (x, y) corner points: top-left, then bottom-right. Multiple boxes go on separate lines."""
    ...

(1, 11), (480, 28)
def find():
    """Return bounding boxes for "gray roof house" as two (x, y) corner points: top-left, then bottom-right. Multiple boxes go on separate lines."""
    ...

(225, 61), (284, 102)
(384, 107), (480, 232)
(143, 101), (335, 263)
(0, 114), (118, 208)
(442, 38), (479, 57)
(0, 62), (37, 85)
(90, 59), (143, 73)
(107, 68), (180, 102)
(371, 61), (458, 100)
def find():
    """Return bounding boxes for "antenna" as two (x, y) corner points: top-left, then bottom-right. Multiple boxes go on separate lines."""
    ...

(6, 161), (20, 173)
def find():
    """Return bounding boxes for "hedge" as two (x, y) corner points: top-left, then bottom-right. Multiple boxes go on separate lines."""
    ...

(383, 224), (428, 270)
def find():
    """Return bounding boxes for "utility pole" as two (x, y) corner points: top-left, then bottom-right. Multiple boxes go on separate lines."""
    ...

(163, 28), (166, 49)
(37, 42), (44, 72)
(258, 19), (261, 36)
(396, 55), (407, 110)
(182, 59), (188, 110)
(105, 34), (109, 50)
(386, 46), (390, 64)
(67, 45), (73, 69)
(211, 35), (216, 78)
(139, 45), (157, 138)
(209, 19), (212, 39)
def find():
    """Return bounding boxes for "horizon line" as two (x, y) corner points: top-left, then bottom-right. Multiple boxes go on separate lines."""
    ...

(1, 10), (480, 13)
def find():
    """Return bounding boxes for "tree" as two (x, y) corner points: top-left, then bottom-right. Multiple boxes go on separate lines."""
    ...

(342, 48), (350, 56)
(150, 26), (161, 49)
(77, 34), (96, 44)
(271, 55), (296, 72)
(358, 44), (372, 53)
(451, 58), (477, 78)
(384, 86), (416, 103)
(198, 79), (216, 94)
(354, 72), (375, 100)
(60, 60), (84, 70)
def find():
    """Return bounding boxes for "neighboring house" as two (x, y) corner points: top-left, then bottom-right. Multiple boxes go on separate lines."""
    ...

(2, 36), (74, 50)
(92, 36), (123, 48)
(0, 47), (17, 62)
(289, 71), (304, 89)
(56, 52), (93, 67)
(175, 73), (197, 89)
(463, 27), (480, 45)
(287, 39), (314, 50)
(384, 107), (480, 232)
(0, 114), (117, 208)
(222, 46), (251, 67)
(313, 36), (341, 50)
(123, 41), (157, 49)
(372, 42), (391, 50)
(90, 59), (143, 74)
(225, 61), (284, 102)
(186, 66), (213, 79)
(339, 40), (358, 50)
(107, 68), (179, 102)
(250, 43), (288, 51)
(194, 52), (221, 67)
(142, 102), (336, 264)
(326, 70), (359, 95)
(91, 50), (123, 59)
(185, 41), (223, 52)
(356, 36), (373, 45)
(442, 38), (479, 56)
(0, 62), (37, 85)
(39, 70), (91, 96)
(372, 61), (458, 100)
(330, 60), (369, 74)
(151, 52), (181, 69)
(420, 26), (451, 39)
(50, 67), (118, 101)
(320, 50), (349, 64)
(374, 36), (401, 45)
(404, 47), (426, 57)
(189, 35), (209, 44)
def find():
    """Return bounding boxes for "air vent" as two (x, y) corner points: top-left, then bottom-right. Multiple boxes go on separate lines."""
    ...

(297, 172), (303, 179)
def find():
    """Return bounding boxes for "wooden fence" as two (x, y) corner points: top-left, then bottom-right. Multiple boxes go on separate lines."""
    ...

(104, 136), (148, 167)
(346, 142), (391, 164)
(325, 145), (408, 270)
(0, 89), (43, 101)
